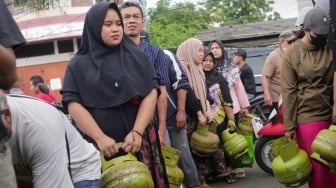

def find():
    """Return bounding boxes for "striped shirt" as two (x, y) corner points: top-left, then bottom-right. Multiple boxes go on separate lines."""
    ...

(139, 41), (170, 85)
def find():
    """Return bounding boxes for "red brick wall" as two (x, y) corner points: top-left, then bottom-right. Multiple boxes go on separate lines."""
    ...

(15, 61), (69, 103)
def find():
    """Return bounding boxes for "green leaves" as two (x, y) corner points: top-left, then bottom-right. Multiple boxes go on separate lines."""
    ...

(147, 0), (280, 50)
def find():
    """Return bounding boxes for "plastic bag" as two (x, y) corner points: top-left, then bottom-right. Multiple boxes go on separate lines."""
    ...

(230, 134), (254, 168)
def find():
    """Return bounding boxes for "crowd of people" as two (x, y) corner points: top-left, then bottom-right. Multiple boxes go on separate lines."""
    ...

(1, 0), (336, 188)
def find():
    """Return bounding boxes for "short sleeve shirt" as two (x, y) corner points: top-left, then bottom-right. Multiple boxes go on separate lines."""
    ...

(262, 48), (283, 102)
(139, 41), (169, 85)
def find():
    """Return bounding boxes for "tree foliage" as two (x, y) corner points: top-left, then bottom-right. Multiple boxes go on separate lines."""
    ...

(203, 0), (281, 26)
(16, 0), (61, 11)
(146, 0), (211, 51)
(147, 0), (280, 49)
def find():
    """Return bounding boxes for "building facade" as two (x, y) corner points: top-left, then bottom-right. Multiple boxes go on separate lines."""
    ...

(6, 0), (147, 102)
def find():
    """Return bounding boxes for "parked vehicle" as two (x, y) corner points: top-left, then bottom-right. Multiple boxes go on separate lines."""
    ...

(248, 91), (270, 125)
(254, 104), (285, 175)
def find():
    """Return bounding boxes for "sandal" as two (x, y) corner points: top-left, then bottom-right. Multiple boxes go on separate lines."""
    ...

(199, 176), (211, 188)
(223, 174), (236, 184)
(233, 168), (246, 178)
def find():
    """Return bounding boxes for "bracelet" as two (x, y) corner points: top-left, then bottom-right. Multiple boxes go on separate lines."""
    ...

(131, 129), (143, 137)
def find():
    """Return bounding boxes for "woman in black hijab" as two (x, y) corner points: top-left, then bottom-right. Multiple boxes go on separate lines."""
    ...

(61, 2), (168, 187)
(202, 49), (236, 185)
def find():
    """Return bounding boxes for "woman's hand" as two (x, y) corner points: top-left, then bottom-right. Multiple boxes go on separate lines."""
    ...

(123, 130), (143, 153)
(206, 109), (213, 123)
(95, 134), (118, 158)
(332, 103), (336, 123)
(285, 129), (296, 142)
(241, 107), (249, 115)
(197, 112), (207, 125)
(228, 119), (236, 132)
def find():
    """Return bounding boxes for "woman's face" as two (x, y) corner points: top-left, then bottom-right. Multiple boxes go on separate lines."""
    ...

(210, 42), (222, 59)
(101, 8), (123, 47)
(194, 45), (204, 65)
(202, 54), (214, 71)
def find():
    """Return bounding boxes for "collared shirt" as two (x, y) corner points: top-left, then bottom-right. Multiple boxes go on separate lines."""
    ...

(262, 48), (284, 102)
(139, 41), (170, 85)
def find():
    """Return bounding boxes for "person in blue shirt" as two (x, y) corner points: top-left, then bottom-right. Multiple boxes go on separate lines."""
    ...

(163, 49), (200, 188)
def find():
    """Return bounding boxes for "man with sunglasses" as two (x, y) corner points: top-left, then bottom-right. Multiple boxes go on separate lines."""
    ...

(261, 30), (295, 110)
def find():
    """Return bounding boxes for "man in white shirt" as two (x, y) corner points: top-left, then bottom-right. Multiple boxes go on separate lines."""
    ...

(2, 94), (101, 188)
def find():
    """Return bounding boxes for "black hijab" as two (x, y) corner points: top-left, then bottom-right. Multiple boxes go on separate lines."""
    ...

(61, 2), (157, 108)
(208, 39), (229, 68)
(203, 49), (226, 87)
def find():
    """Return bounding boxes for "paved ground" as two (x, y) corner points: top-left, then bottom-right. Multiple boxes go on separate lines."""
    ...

(207, 160), (309, 188)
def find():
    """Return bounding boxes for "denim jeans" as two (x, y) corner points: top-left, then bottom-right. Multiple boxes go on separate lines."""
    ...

(166, 126), (199, 188)
(74, 179), (101, 188)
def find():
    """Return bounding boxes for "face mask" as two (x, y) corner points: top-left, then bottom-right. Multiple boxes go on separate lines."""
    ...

(309, 33), (327, 48)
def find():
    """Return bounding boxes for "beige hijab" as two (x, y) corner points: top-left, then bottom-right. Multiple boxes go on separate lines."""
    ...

(176, 38), (208, 114)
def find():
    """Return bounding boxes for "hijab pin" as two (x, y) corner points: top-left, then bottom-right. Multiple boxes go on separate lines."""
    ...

(114, 82), (119, 87)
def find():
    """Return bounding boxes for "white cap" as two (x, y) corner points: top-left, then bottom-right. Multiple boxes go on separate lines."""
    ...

(315, 0), (329, 11)
(295, 7), (314, 27)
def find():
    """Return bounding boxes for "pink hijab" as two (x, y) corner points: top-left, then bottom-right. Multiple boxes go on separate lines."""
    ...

(176, 38), (208, 114)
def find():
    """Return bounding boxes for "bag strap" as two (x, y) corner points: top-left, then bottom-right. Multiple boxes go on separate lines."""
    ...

(65, 133), (73, 182)
(293, 44), (332, 110)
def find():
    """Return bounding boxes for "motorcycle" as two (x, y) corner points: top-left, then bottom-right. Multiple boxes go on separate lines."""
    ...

(249, 93), (271, 125)
(254, 101), (285, 175)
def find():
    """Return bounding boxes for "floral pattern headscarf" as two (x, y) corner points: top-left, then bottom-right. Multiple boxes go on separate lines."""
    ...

(209, 40), (240, 87)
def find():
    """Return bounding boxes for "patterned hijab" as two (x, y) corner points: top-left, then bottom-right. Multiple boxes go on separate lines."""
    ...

(176, 38), (208, 114)
(209, 40), (240, 87)
(61, 2), (157, 108)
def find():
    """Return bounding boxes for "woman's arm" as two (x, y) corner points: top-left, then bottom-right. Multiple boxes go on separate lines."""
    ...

(281, 53), (298, 140)
(234, 78), (250, 114)
(123, 89), (158, 153)
(68, 101), (119, 157)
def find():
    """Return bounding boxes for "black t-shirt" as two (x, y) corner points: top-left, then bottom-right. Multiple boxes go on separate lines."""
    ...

(240, 63), (256, 95)
(0, 0), (25, 48)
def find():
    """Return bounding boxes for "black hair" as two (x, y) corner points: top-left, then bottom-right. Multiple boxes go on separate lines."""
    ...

(296, 28), (306, 39)
(30, 75), (44, 86)
(120, 1), (144, 19)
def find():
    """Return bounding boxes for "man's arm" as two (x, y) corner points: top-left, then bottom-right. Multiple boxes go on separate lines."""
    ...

(175, 88), (187, 128)
(157, 85), (167, 143)
(261, 75), (272, 106)
(164, 50), (189, 128)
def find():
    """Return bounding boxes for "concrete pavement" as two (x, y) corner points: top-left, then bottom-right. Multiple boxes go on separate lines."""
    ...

(208, 161), (308, 188)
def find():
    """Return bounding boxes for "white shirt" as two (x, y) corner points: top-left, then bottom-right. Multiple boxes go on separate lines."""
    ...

(8, 95), (101, 187)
